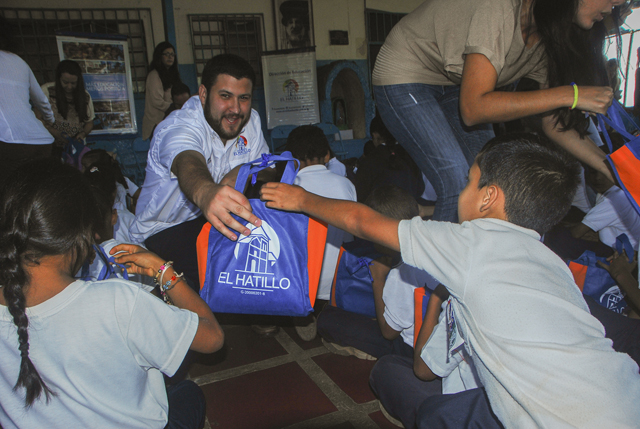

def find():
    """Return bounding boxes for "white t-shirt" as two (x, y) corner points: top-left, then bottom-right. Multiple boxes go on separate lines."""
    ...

(131, 96), (269, 243)
(582, 186), (640, 250)
(382, 263), (438, 347)
(326, 157), (347, 177)
(0, 51), (54, 145)
(421, 298), (481, 394)
(294, 164), (357, 299)
(114, 208), (136, 244)
(399, 217), (640, 428)
(0, 279), (198, 428)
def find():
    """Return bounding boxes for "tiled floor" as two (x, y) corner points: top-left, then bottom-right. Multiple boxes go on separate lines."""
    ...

(184, 316), (400, 429)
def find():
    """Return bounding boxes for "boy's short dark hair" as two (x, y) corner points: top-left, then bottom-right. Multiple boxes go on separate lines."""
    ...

(201, 54), (256, 92)
(365, 185), (419, 220)
(171, 82), (191, 98)
(286, 125), (331, 162)
(475, 133), (581, 235)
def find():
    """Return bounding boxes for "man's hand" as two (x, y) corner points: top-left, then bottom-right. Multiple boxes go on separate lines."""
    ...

(260, 182), (307, 212)
(194, 181), (261, 241)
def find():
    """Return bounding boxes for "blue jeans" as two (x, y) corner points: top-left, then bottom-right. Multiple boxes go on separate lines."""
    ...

(165, 380), (206, 429)
(374, 84), (494, 222)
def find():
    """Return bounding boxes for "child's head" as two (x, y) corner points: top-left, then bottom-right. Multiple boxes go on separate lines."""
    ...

(369, 115), (394, 147)
(466, 133), (581, 235)
(365, 185), (419, 220)
(84, 162), (118, 242)
(0, 159), (100, 406)
(285, 125), (331, 167)
(171, 82), (191, 108)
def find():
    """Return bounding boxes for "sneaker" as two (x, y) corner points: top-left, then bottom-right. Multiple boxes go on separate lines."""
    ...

(250, 324), (280, 338)
(379, 401), (404, 427)
(293, 314), (317, 341)
(321, 338), (377, 360)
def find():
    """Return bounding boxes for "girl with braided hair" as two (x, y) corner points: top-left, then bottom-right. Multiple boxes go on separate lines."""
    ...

(0, 159), (223, 428)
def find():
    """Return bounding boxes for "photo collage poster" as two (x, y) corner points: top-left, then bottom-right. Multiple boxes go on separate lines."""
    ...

(56, 34), (137, 135)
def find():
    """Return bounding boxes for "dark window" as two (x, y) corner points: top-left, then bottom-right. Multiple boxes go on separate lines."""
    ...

(365, 9), (405, 83)
(0, 8), (153, 92)
(189, 14), (265, 87)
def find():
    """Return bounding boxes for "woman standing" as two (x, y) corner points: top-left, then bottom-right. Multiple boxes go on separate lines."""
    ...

(40, 60), (95, 153)
(373, 0), (625, 222)
(142, 42), (181, 140)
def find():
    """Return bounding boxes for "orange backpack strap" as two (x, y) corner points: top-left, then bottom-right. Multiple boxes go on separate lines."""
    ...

(568, 261), (588, 292)
(413, 287), (427, 348)
(196, 222), (212, 291)
(307, 217), (328, 307)
(610, 146), (640, 208)
(330, 246), (346, 307)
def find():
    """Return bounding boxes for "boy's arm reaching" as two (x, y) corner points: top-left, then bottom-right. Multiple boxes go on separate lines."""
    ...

(261, 182), (401, 251)
(414, 284), (449, 381)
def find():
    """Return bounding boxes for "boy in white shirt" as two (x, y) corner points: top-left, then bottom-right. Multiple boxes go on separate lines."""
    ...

(260, 134), (640, 428)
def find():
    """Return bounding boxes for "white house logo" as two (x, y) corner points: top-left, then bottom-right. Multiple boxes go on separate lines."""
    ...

(280, 78), (304, 102)
(217, 220), (291, 295)
(600, 286), (626, 313)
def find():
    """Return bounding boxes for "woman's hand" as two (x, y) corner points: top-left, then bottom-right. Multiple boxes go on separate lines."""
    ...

(574, 86), (614, 115)
(111, 244), (165, 278)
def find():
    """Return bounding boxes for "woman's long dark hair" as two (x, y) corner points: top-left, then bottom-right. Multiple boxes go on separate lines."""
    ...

(148, 41), (181, 91)
(532, 0), (626, 137)
(0, 160), (99, 407)
(54, 60), (89, 123)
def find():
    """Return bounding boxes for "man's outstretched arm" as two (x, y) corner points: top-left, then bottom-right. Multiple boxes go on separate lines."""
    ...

(172, 150), (261, 240)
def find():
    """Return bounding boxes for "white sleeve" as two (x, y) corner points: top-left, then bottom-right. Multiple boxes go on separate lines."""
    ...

(382, 269), (416, 333)
(118, 287), (198, 376)
(155, 126), (207, 176)
(398, 218), (472, 298)
(31, 74), (54, 123)
(582, 197), (615, 233)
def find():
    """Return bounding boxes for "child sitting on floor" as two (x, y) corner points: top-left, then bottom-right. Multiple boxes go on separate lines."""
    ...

(318, 185), (438, 359)
(82, 149), (140, 214)
(260, 134), (640, 428)
(285, 125), (357, 340)
(0, 159), (223, 428)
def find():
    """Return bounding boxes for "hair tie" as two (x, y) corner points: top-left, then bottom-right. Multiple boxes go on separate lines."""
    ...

(90, 166), (99, 173)
(570, 83), (578, 110)
(19, 342), (29, 356)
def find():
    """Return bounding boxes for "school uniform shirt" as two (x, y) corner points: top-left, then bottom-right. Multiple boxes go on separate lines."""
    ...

(294, 164), (357, 300)
(114, 178), (139, 212)
(130, 95), (269, 243)
(0, 51), (54, 145)
(421, 298), (481, 394)
(398, 217), (640, 428)
(382, 263), (439, 347)
(326, 157), (347, 177)
(0, 279), (198, 428)
(582, 186), (640, 250)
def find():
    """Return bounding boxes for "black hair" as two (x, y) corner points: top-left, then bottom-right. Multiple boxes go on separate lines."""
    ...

(54, 60), (89, 122)
(475, 133), (581, 235)
(280, 0), (309, 27)
(369, 115), (395, 144)
(171, 82), (191, 98)
(0, 159), (100, 407)
(364, 185), (419, 220)
(531, 0), (627, 137)
(285, 125), (330, 162)
(148, 41), (182, 91)
(85, 164), (117, 242)
(81, 149), (128, 190)
(201, 53), (256, 93)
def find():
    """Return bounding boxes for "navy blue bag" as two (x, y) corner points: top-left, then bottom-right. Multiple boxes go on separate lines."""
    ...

(330, 239), (384, 318)
(568, 234), (633, 314)
(79, 244), (130, 281)
(196, 152), (328, 316)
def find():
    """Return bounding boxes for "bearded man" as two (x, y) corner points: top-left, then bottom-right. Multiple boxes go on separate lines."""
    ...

(131, 54), (270, 289)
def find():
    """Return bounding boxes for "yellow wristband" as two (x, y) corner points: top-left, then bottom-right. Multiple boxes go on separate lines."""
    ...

(570, 82), (578, 110)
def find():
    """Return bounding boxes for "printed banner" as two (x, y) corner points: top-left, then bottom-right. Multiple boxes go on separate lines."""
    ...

(262, 50), (320, 128)
(56, 34), (137, 135)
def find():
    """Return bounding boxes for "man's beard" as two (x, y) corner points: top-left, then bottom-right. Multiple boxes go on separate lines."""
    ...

(204, 92), (250, 141)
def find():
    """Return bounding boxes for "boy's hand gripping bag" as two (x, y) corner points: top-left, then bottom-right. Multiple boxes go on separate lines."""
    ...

(330, 238), (384, 318)
(568, 234), (633, 314)
(597, 101), (640, 214)
(196, 152), (328, 317)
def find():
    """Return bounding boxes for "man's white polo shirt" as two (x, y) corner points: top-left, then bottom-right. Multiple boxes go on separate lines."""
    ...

(130, 96), (269, 243)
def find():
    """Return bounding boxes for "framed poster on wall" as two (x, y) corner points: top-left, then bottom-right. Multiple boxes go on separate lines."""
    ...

(56, 33), (137, 135)
(274, 0), (314, 50)
(262, 50), (320, 128)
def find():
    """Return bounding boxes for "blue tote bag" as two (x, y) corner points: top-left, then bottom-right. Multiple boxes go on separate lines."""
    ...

(197, 152), (328, 316)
